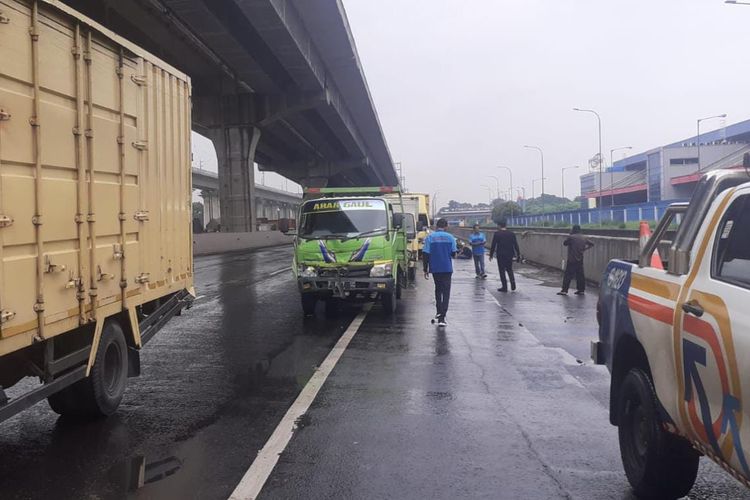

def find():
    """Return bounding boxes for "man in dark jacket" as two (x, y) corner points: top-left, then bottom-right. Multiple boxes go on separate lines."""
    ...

(489, 220), (520, 292)
(558, 225), (594, 296)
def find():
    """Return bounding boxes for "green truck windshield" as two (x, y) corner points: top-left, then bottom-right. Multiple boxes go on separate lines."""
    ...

(300, 199), (388, 239)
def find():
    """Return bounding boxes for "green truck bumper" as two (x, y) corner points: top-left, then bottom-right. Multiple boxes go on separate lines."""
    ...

(299, 276), (395, 298)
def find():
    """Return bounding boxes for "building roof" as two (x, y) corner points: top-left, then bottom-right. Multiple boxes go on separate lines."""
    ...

(610, 118), (750, 172)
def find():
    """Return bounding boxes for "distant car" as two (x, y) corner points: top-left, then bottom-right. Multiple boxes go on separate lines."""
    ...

(593, 169), (750, 498)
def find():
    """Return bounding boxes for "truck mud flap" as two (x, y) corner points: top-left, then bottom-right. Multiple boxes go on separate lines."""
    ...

(138, 290), (193, 346)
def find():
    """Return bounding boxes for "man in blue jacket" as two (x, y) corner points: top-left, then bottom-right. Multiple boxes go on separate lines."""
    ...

(469, 224), (487, 279)
(423, 218), (457, 327)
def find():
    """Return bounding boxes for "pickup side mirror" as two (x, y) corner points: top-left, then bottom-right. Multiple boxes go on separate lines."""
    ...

(392, 213), (404, 230)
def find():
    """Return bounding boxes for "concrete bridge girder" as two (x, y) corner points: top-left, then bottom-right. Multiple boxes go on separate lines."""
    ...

(59, 0), (398, 233)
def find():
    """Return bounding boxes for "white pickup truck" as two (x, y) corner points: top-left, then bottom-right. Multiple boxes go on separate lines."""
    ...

(593, 168), (750, 498)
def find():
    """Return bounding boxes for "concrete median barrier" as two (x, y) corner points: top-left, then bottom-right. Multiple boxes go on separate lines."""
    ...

(450, 227), (663, 285)
(193, 232), (292, 256)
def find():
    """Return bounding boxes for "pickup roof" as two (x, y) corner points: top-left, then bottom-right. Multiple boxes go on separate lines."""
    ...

(593, 169), (750, 498)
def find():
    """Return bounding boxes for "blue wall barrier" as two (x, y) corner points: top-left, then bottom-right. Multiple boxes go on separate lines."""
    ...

(508, 200), (681, 227)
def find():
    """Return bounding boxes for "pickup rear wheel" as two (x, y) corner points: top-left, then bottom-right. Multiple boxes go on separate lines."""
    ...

(618, 368), (699, 499)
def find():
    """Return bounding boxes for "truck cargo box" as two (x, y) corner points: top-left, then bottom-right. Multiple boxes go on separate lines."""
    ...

(0, 0), (193, 420)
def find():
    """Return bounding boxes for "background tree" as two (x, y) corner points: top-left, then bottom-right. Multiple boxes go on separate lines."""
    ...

(192, 202), (204, 221)
(492, 201), (522, 224)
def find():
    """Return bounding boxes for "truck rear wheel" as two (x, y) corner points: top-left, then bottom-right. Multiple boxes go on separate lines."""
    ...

(48, 321), (128, 418)
(617, 368), (699, 499)
(301, 295), (317, 316)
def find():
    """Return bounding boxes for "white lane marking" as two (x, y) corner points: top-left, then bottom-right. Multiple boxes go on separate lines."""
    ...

(228, 304), (372, 500)
(268, 267), (291, 277)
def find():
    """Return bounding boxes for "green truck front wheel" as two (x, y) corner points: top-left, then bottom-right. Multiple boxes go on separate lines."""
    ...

(301, 295), (317, 316)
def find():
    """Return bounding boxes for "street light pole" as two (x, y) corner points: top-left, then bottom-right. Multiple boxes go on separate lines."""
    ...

(609, 146), (632, 208)
(432, 191), (439, 223)
(524, 146), (545, 216)
(517, 187), (526, 212)
(532, 177), (546, 201)
(573, 107), (603, 221)
(561, 166), (580, 200)
(487, 175), (500, 201)
(481, 184), (493, 205)
(696, 114), (727, 173)
(497, 166), (514, 217)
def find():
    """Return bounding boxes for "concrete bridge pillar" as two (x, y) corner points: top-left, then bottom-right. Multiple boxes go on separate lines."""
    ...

(210, 126), (261, 232)
(200, 189), (221, 228)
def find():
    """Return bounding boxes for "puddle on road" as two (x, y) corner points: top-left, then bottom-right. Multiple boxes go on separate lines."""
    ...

(109, 455), (183, 492)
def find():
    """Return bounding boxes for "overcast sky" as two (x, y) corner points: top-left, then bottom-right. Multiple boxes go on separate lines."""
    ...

(192, 0), (750, 207)
(337, 0), (750, 205)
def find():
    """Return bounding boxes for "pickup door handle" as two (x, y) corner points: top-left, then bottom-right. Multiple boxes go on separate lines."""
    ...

(682, 301), (705, 318)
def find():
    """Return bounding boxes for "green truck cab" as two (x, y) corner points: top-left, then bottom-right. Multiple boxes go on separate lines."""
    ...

(293, 187), (411, 316)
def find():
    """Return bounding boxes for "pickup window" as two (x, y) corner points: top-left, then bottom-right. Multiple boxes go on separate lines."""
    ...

(713, 194), (750, 288)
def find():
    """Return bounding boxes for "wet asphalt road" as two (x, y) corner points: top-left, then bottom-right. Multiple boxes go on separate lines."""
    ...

(0, 248), (749, 499)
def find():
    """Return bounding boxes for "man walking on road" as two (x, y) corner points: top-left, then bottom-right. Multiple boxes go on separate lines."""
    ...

(558, 225), (594, 296)
(469, 224), (487, 279)
(489, 220), (520, 292)
(423, 218), (457, 327)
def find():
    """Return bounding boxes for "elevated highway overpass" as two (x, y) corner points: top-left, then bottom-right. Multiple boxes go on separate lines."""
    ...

(192, 168), (301, 229)
(60, 0), (396, 231)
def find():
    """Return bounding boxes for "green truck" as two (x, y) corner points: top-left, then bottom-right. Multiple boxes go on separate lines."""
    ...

(293, 187), (412, 316)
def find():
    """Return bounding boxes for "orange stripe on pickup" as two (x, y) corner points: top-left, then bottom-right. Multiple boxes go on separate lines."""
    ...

(631, 274), (680, 301)
(628, 294), (675, 325)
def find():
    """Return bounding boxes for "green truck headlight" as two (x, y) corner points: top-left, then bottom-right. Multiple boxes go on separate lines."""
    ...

(300, 266), (317, 278)
(370, 263), (393, 277)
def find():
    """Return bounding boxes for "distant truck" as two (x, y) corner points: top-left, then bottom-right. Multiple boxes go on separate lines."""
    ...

(0, 0), (193, 421)
(408, 192), (432, 247)
(386, 193), (421, 281)
(293, 187), (410, 316)
(593, 168), (750, 498)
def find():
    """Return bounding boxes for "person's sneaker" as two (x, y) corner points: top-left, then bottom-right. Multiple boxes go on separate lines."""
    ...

(438, 318), (447, 327)
(575, 291), (586, 296)
(511, 283), (517, 291)
(482, 273), (488, 279)
(475, 274), (480, 279)
(557, 291), (568, 296)
(497, 287), (508, 292)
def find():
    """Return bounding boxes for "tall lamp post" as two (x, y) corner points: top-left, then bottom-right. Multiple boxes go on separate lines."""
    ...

(609, 146), (632, 207)
(480, 184), (493, 205)
(524, 146), (545, 216)
(532, 177), (547, 200)
(497, 166), (514, 218)
(561, 166), (580, 200)
(517, 187), (526, 212)
(697, 114), (726, 173)
(432, 191), (439, 223)
(573, 107), (603, 221)
(486, 175), (500, 202)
